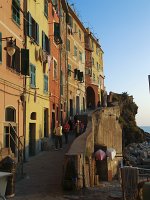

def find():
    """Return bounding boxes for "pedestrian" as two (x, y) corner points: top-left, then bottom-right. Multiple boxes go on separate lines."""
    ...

(63, 121), (70, 144)
(54, 122), (63, 150)
(80, 121), (85, 134)
(75, 120), (80, 137)
(68, 117), (73, 134)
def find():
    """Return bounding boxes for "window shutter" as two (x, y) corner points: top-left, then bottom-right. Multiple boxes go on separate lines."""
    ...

(21, 49), (29, 75)
(28, 12), (32, 37)
(6, 53), (11, 67)
(77, 70), (80, 81)
(15, 47), (20, 73)
(79, 72), (84, 82)
(74, 68), (78, 79)
(42, 31), (46, 50)
(36, 23), (39, 44)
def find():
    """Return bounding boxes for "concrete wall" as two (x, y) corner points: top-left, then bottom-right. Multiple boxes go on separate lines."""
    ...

(92, 107), (122, 180)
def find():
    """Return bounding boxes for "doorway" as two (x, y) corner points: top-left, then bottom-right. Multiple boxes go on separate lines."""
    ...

(44, 108), (49, 137)
(29, 123), (36, 156)
(69, 99), (73, 117)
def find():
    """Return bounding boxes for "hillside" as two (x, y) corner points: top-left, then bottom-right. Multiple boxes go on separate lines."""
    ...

(109, 92), (145, 148)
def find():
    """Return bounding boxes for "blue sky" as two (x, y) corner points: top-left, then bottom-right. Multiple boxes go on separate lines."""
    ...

(68, 0), (150, 126)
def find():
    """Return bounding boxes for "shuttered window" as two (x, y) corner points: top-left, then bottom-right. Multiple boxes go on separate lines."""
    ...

(30, 64), (36, 87)
(44, 74), (48, 93)
(12, 0), (20, 25)
(44, 0), (48, 18)
(42, 31), (50, 54)
(27, 12), (39, 44)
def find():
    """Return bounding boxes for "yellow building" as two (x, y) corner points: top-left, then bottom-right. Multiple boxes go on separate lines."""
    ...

(67, 5), (86, 117)
(25, 0), (50, 159)
(85, 28), (104, 109)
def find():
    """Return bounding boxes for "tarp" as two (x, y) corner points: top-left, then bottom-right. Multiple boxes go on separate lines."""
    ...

(106, 148), (116, 160)
(95, 149), (106, 161)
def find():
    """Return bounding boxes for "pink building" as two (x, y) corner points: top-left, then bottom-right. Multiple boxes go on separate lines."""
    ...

(0, 0), (25, 161)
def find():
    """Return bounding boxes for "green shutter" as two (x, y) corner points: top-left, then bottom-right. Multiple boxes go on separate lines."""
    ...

(28, 12), (32, 37)
(0, 32), (2, 62)
(36, 23), (39, 44)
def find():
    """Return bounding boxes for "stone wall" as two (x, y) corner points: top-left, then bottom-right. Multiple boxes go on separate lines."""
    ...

(92, 106), (122, 180)
(63, 106), (123, 190)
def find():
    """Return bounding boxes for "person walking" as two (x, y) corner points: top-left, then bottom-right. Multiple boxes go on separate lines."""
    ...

(75, 120), (80, 138)
(54, 122), (63, 150)
(63, 121), (70, 144)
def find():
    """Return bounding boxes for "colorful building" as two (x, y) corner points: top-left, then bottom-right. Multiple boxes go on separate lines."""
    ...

(0, 0), (24, 161)
(24, 0), (50, 159)
(85, 28), (104, 109)
(67, 5), (86, 118)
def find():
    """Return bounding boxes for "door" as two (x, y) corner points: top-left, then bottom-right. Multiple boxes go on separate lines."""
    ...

(69, 99), (73, 117)
(29, 123), (36, 156)
(76, 96), (80, 114)
(4, 125), (16, 155)
(44, 108), (48, 137)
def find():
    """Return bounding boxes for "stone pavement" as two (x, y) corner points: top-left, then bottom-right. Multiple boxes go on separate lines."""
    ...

(11, 133), (123, 200)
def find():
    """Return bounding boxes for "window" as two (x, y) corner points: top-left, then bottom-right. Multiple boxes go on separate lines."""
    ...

(74, 23), (77, 33)
(44, 74), (48, 93)
(5, 107), (16, 122)
(27, 12), (39, 44)
(96, 47), (99, 55)
(44, 0), (48, 18)
(60, 70), (63, 95)
(68, 64), (71, 76)
(67, 15), (73, 28)
(12, 0), (20, 25)
(53, 60), (57, 79)
(79, 29), (81, 40)
(30, 64), (36, 87)
(66, 39), (70, 51)
(0, 32), (2, 63)
(92, 57), (94, 66)
(42, 31), (50, 54)
(93, 73), (95, 81)
(79, 51), (82, 62)
(97, 62), (99, 70)
(74, 45), (77, 57)
(54, 22), (62, 45)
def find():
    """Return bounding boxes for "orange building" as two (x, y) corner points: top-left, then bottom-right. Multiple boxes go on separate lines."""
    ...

(49, 0), (63, 133)
(0, 0), (24, 161)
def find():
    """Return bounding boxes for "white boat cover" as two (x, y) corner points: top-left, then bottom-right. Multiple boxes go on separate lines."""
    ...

(106, 148), (116, 160)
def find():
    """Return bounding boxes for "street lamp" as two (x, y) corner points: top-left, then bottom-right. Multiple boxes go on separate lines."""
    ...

(1, 37), (16, 56)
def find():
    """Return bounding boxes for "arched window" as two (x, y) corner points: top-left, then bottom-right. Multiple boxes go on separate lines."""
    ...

(5, 107), (16, 122)
(30, 112), (36, 120)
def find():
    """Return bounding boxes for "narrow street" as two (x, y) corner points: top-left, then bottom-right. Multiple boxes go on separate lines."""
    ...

(12, 134), (122, 200)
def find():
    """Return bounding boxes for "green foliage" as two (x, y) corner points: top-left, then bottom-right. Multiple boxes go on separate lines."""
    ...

(112, 92), (144, 147)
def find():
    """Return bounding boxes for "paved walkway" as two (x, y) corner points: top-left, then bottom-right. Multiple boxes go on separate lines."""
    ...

(11, 126), (122, 200)
(13, 135), (75, 200)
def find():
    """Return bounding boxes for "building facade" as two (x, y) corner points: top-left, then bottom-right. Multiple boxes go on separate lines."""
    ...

(24, 0), (50, 159)
(85, 28), (104, 109)
(67, 5), (86, 118)
(0, 0), (24, 160)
